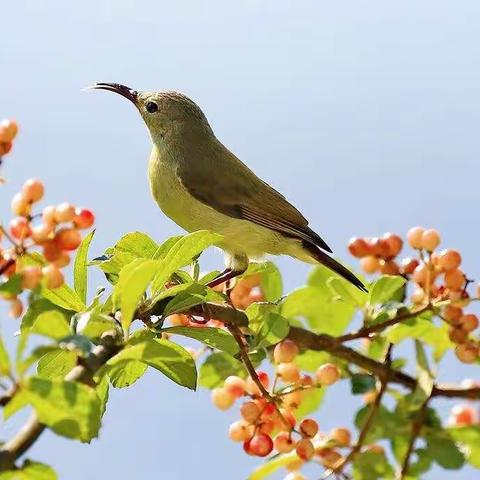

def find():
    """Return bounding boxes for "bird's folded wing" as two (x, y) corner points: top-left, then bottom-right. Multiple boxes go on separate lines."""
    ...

(177, 138), (332, 253)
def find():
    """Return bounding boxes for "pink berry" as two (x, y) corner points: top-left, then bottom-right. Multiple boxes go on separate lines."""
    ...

(73, 207), (95, 229)
(22, 179), (44, 203)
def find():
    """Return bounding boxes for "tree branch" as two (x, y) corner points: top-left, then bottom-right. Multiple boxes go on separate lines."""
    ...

(0, 339), (120, 471)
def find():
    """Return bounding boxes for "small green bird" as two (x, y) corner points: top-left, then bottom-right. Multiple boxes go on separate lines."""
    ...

(91, 83), (366, 292)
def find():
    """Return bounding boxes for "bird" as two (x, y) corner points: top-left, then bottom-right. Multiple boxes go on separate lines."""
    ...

(90, 83), (366, 292)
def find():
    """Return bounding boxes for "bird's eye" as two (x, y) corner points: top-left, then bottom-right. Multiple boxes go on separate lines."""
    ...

(146, 101), (158, 113)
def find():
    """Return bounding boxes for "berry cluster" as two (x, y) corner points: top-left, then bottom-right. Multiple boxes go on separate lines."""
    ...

(1, 178), (95, 318)
(210, 338), (368, 475)
(349, 227), (480, 364)
(0, 119), (18, 158)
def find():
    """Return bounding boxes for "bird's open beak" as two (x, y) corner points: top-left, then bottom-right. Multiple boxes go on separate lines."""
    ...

(88, 82), (138, 104)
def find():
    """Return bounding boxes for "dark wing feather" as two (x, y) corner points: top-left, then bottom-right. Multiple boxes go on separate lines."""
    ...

(176, 136), (332, 253)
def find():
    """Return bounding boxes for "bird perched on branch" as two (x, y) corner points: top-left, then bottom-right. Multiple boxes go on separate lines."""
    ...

(90, 83), (366, 292)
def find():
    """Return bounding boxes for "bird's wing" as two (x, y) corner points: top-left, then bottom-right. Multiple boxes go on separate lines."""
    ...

(176, 137), (332, 253)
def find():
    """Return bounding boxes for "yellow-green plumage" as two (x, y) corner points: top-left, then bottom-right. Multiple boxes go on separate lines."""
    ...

(91, 83), (366, 291)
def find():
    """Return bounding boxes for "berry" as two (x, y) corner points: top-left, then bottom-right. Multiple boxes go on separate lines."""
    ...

(296, 438), (315, 461)
(284, 473), (306, 480)
(43, 242), (62, 262)
(169, 314), (189, 326)
(360, 256), (379, 274)
(246, 433), (273, 457)
(54, 203), (76, 223)
(320, 449), (343, 469)
(299, 418), (319, 438)
(407, 227), (425, 249)
(282, 390), (303, 410)
(459, 314), (479, 333)
(274, 432), (296, 453)
(42, 206), (57, 226)
(228, 420), (253, 442)
(22, 179), (44, 203)
(21, 266), (43, 290)
(448, 327), (468, 344)
(245, 371), (269, 396)
(8, 298), (23, 318)
(412, 264), (429, 285)
(366, 444), (385, 455)
(239, 401), (260, 423)
(444, 269), (465, 291)
(400, 257), (420, 275)
(54, 228), (81, 251)
(411, 287), (426, 305)
(42, 265), (64, 289)
(273, 340), (299, 364)
(380, 260), (400, 275)
(277, 362), (301, 383)
(0, 142), (13, 156)
(382, 233), (403, 258)
(31, 223), (53, 245)
(9, 217), (31, 239)
(211, 388), (235, 410)
(330, 428), (351, 446)
(444, 305), (463, 324)
(11, 193), (30, 217)
(316, 363), (340, 386)
(73, 208), (95, 229)
(449, 404), (478, 426)
(258, 419), (275, 435)
(348, 237), (370, 258)
(421, 229), (441, 251)
(0, 119), (18, 142)
(275, 409), (296, 431)
(224, 376), (246, 398)
(455, 343), (478, 364)
(368, 237), (390, 258)
(437, 249), (462, 272)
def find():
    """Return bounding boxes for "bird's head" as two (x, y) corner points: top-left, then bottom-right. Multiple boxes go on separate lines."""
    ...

(89, 82), (213, 142)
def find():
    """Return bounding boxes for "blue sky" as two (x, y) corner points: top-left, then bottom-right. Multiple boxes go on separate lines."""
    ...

(1, 1), (480, 479)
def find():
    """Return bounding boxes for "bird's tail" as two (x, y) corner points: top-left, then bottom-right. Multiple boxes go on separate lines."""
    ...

(303, 241), (368, 292)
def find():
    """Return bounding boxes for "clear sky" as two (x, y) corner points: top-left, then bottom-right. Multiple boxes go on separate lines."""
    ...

(1, 1), (480, 479)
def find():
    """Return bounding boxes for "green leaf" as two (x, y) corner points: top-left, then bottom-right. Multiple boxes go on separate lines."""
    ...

(413, 340), (434, 404)
(107, 360), (148, 388)
(4, 388), (30, 420)
(0, 334), (11, 376)
(76, 311), (118, 339)
(282, 285), (355, 335)
(244, 261), (283, 302)
(0, 274), (23, 296)
(352, 451), (395, 480)
(113, 259), (162, 334)
(163, 326), (239, 355)
(37, 350), (77, 380)
(108, 338), (197, 390)
(449, 426), (480, 468)
(294, 387), (325, 419)
(0, 461), (57, 480)
(328, 276), (367, 307)
(248, 453), (298, 480)
(351, 374), (376, 394)
(426, 431), (465, 469)
(74, 230), (95, 304)
(152, 235), (184, 260)
(247, 303), (289, 348)
(369, 275), (406, 306)
(162, 283), (223, 316)
(199, 352), (244, 389)
(30, 311), (71, 340)
(294, 350), (330, 372)
(24, 376), (102, 442)
(151, 231), (222, 293)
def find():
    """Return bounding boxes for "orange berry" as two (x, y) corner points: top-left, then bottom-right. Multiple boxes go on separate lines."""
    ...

(448, 327), (468, 344)
(42, 205), (57, 226)
(22, 179), (44, 203)
(347, 237), (370, 258)
(42, 265), (64, 289)
(11, 193), (30, 217)
(407, 227), (425, 249)
(320, 449), (343, 469)
(228, 420), (254, 442)
(296, 438), (315, 461)
(73, 208), (95, 229)
(368, 237), (390, 259)
(459, 314), (479, 333)
(0, 142), (13, 156)
(411, 287), (426, 305)
(285, 458), (304, 472)
(437, 249), (462, 272)
(20, 266), (43, 290)
(421, 229), (440, 252)
(169, 314), (189, 326)
(360, 256), (379, 274)
(224, 376), (246, 398)
(316, 364), (340, 386)
(31, 223), (54, 245)
(274, 339), (299, 364)
(455, 343), (478, 364)
(52, 252), (70, 268)
(444, 269), (465, 291)
(380, 260), (400, 275)
(366, 444), (385, 455)
(258, 419), (275, 436)
(274, 432), (296, 453)
(382, 233), (403, 258)
(240, 401), (260, 423)
(8, 298), (23, 318)
(54, 228), (81, 251)
(245, 371), (269, 396)
(449, 404), (478, 426)
(54, 203), (76, 223)
(444, 305), (463, 324)
(330, 428), (351, 446)
(245, 433), (273, 457)
(211, 387), (235, 410)
(0, 119), (18, 142)
(400, 257), (420, 275)
(275, 409), (296, 431)
(281, 390), (303, 410)
(9, 217), (31, 240)
(277, 362), (301, 383)
(299, 418), (319, 438)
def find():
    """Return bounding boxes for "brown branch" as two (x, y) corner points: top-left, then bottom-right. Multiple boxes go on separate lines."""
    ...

(0, 338), (121, 471)
(398, 399), (429, 479)
(338, 305), (432, 342)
